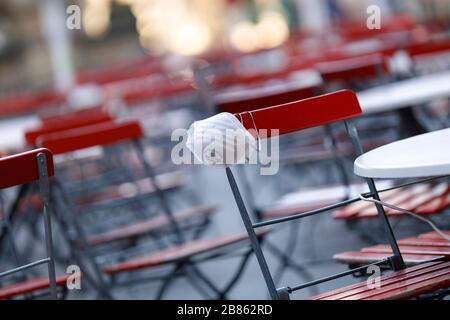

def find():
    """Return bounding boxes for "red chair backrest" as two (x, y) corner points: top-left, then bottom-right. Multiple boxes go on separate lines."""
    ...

(25, 109), (113, 146)
(0, 148), (54, 189)
(338, 14), (416, 41)
(122, 80), (194, 105)
(76, 58), (163, 85)
(40, 121), (144, 155)
(0, 91), (64, 117)
(316, 54), (387, 83)
(40, 105), (105, 124)
(236, 90), (361, 138)
(213, 63), (314, 89)
(217, 84), (318, 114)
(406, 38), (450, 58)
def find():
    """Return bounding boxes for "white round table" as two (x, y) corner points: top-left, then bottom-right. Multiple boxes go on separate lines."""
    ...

(357, 71), (450, 114)
(0, 115), (38, 151)
(354, 128), (450, 178)
(214, 69), (322, 104)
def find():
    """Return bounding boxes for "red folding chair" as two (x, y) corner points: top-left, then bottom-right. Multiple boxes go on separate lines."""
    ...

(215, 83), (318, 115)
(0, 149), (69, 299)
(37, 120), (257, 299)
(0, 91), (64, 118)
(222, 90), (449, 299)
(25, 107), (114, 147)
(212, 67), (383, 284)
(316, 54), (389, 90)
(39, 105), (107, 126)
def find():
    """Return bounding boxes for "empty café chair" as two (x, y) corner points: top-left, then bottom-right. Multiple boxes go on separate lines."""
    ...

(196, 90), (450, 299)
(36, 120), (260, 299)
(0, 148), (69, 299)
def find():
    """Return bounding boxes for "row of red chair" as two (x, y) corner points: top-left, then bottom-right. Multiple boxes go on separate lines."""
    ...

(1, 13), (449, 300)
(1, 86), (448, 300)
(224, 90), (449, 300)
(1, 103), (265, 299)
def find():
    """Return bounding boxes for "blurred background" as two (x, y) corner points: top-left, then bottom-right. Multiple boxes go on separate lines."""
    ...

(0, 0), (449, 94)
(0, 0), (449, 300)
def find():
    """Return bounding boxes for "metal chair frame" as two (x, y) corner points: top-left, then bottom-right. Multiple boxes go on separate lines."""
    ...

(0, 149), (57, 299)
(224, 90), (407, 299)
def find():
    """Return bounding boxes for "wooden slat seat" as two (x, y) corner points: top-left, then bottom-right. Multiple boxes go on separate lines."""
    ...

(361, 244), (450, 256)
(215, 84), (317, 114)
(310, 260), (450, 300)
(0, 91), (63, 118)
(334, 230), (450, 266)
(75, 171), (185, 207)
(25, 110), (113, 146)
(87, 205), (217, 246)
(333, 251), (444, 266)
(280, 138), (388, 165)
(420, 231), (450, 240)
(0, 275), (70, 300)
(261, 181), (394, 218)
(103, 231), (265, 274)
(398, 237), (450, 247)
(334, 183), (450, 219)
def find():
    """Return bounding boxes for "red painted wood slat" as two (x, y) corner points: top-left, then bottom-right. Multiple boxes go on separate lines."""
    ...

(398, 237), (450, 247)
(102, 230), (268, 275)
(420, 231), (450, 240)
(333, 251), (443, 266)
(236, 90), (362, 138)
(362, 245), (450, 256)
(317, 54), (387, 83)
(346, 268), (450, 300)
(334, 188), (402, 219)
(25, 112), (113, 146)
(318, 261), (450, 300)
(88, 205), (217, 246)
(0, 148), (54, 190)
(310, 261), (447, 300)
(40, 121), (143, 155)
(0, 275), (70, 300)
(217, 85), (317, 114)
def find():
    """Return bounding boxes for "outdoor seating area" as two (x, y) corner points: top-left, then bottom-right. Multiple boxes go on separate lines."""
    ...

(0, 0), (449, 301)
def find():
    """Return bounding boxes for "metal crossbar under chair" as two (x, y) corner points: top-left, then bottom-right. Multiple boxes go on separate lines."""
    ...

(224, 90), (410, 299)
(0, 148), (63, 299)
